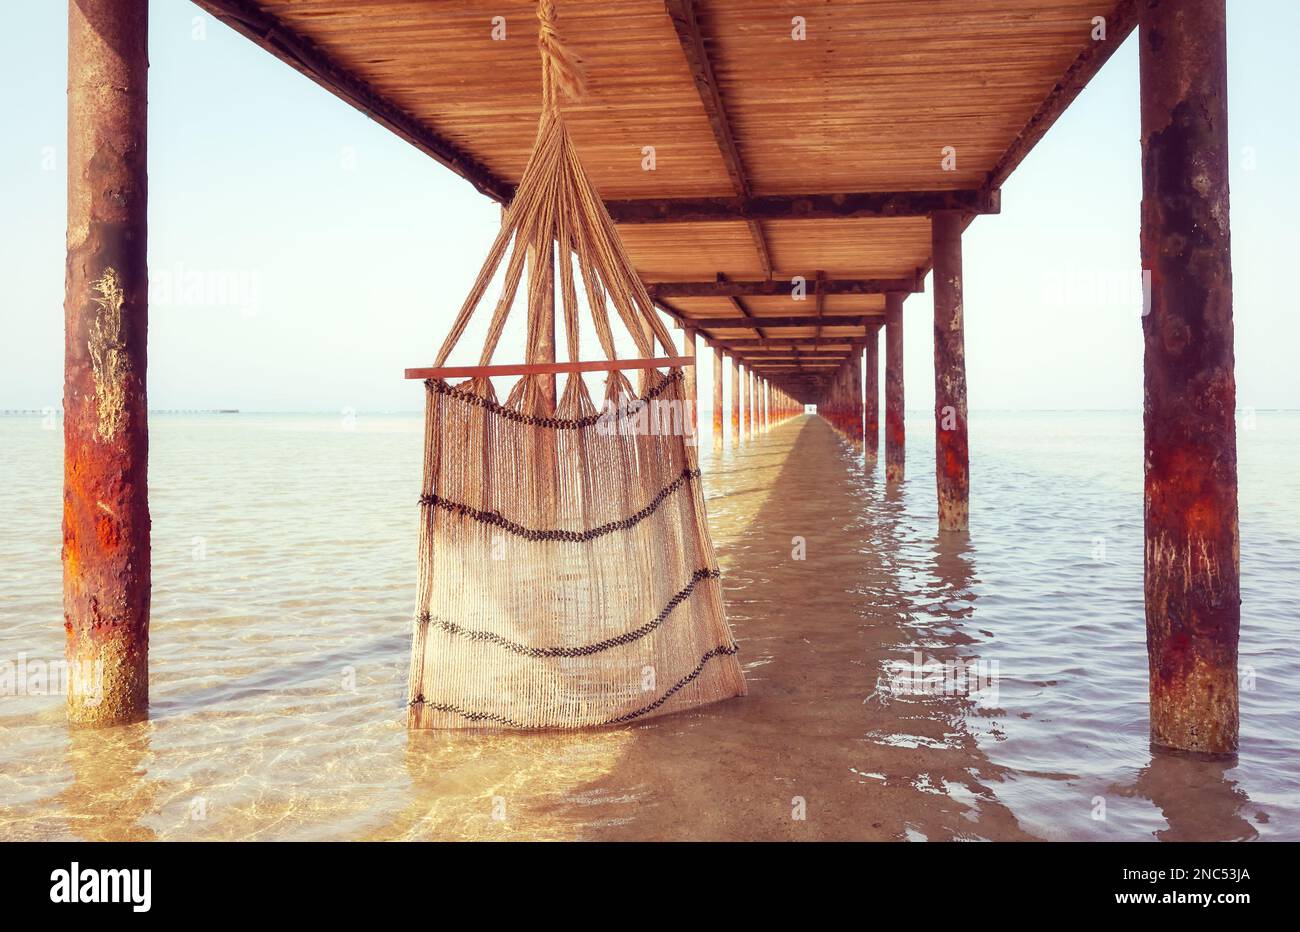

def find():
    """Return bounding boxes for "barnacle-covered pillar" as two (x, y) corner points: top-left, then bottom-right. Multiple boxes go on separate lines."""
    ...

(64, 0), (151, 725)
(1140, 0), (1239, 755)
(932, 210), (970, 531)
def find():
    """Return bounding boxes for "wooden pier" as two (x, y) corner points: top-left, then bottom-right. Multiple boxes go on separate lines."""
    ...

(65, 0), (1240, 753)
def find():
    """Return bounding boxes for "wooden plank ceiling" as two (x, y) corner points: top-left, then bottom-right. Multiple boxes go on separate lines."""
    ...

(193, 0), (1134, 399)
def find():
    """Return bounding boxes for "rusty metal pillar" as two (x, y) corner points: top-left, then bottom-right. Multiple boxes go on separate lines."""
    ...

(932, 210), (970, 531)
(64, 0), (150, 726)
(712, 344), (724, 450)
(748, 370), (757, 440)
(835, 366), (845, 436)
(884, 292), (905, 482)
(851, 349), (864, 450)
(730, 357), (741, 446)
(682, 327), (697, 442)
(864, 324), (880, 465)
(742, 368), (750, 441)
(1140, 0), (1238, 755)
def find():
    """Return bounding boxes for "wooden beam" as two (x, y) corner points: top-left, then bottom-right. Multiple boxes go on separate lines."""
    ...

(193, 0), (513, 202)
(750, 366), (826, 373)
(648, 276), (919, 298)
(686, 314), (879, 329)
(717, 339), (858, 349)
(716, 272), (766, 339)
(606, 189), (1000, 224)
(739, 351), (851, 359)
(663, 0), (771, 276)
(986, 1), (1138, 190)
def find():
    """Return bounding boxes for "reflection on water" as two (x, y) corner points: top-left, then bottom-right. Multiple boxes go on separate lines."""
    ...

(1108, 750), (1260, 842)
(58, 724), (161, 842)
(0, 411), (1296, 840)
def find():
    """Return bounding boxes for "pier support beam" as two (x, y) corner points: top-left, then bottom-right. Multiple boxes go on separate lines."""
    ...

(1140, 0), (1238, 755)
(864, 325), (880, 465)
(749, 370), (757, 440)
(730, 357), (741, 446)
(682, 327), (697, 440)
(64, 0), (151, 726)
(743, 369), (751, 441)
(850, 349), (864, 451)
(712, 344), (724, 450)
(884, 292), (905, 482)
(932, 210), (970, 530)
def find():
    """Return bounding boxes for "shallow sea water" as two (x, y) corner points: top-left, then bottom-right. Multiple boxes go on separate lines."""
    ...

(0, 409), (1296, 840)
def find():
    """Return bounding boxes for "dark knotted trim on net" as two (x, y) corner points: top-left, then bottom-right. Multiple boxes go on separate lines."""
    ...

(419, 568), (721, 657)
(425, 368), (683, 430)
(420, 468), (701, 543)
(409, 642), (741, 730)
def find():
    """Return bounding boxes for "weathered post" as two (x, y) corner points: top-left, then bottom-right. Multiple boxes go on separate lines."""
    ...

(742, 367), (750, 441)
(1140, 0), (1238, 755)
(748, 370), (757, 440)
(932, 210), (970, 531)
(682, 327), (697, 441)
(842, 364), (851, 440)
(850, 348), (864, 451)
(712, 344), (724, 450)
(864, 325), (880, 465)
(730, 357), (741, 446)
(64, 0), (150, 726)
(884, 292), (906, 482)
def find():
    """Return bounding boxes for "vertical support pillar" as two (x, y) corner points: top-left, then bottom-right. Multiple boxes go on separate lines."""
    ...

(712, 343), (724, 451)
(932, 210), (970, 531)
(64, 0), (150, 726)
(682, 327), (697, 442)
(748, 370), (756, 440)
(864, 324), (880, 466)
(884, 292), (906, 483)
(833, 365), (844, 437)
(730, 357), (741, 447)
(1140, 0), (1238, 755)
(851, 348), (864, 451)
(745, 371), (751, 440)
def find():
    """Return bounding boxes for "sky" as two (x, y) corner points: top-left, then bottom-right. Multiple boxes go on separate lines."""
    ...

(0, 0), (1296, 415)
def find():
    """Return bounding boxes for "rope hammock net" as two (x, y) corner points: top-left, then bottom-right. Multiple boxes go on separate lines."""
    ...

(405, 1), (746, 729)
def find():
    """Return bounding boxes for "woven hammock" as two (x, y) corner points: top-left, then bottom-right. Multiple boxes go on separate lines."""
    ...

(405, 1), (746, 730)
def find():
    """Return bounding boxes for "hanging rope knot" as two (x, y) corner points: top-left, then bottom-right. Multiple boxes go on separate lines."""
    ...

(537, 0), (587, 105)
